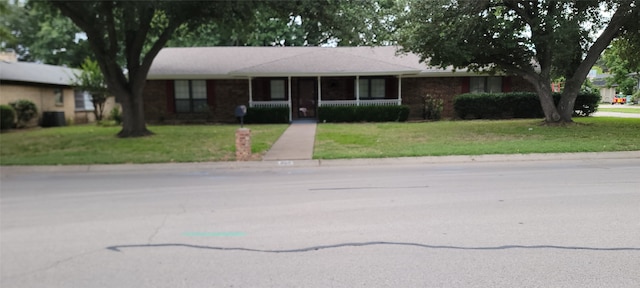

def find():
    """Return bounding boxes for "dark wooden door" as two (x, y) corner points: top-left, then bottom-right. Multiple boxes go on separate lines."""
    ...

(298, 79), (316, 118)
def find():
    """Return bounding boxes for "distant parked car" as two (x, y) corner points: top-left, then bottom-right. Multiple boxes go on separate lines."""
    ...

(612, 95), (627, 105)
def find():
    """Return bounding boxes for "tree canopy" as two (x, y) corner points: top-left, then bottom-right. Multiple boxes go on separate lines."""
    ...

(399, 0), (640, 123)
(603, 29), (640, 95)
(167, 0), (401, 47)
(1, 1), (92, 67)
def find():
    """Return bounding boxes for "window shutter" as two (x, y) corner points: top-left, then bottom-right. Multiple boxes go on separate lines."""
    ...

(347, 77), (355, 97)
(206, 80), (216, 108)
(385, 77), (396, 99)
(502, 77), (512, 92)
(461, 77), (470, 93)
(166, 80), (175, 113)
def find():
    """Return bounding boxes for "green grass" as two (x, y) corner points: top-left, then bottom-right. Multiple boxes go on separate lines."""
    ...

(0, 124), (287, 165)
(598, 107), (640, 114)
(314, 118), (640, 159)
(2, 118), (639, 165)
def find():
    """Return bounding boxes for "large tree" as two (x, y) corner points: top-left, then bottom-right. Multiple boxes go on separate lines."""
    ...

(48, 0), (262, 137)
(399, 0), (640, 124)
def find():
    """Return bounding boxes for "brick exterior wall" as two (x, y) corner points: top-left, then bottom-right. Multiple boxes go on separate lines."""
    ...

(401, 76), (535, 120)
(143, 76), (535, 123)
(401, 77), (465, 119)
(509, 76), (535, 92)
(144, 79), (250, 124)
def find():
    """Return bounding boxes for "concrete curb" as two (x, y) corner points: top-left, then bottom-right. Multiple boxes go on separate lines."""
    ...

(2, 151), (639, 174)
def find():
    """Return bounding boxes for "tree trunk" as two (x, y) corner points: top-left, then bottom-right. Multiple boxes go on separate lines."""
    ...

(117, 90), (153, 137)
(558, 80), (582, 123)
(525, 75), (561, 123)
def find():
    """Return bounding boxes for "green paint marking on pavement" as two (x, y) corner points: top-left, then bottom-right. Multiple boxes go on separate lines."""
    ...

(183, 232), (246, 237)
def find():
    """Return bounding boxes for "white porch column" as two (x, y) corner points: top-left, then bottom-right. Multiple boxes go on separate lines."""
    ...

(317, 76), (322, 107)
(288, 76), (292, 122)
(356, 75), (360, 106)
(248, 77), (253, 107)
(397, 75), (402, 105)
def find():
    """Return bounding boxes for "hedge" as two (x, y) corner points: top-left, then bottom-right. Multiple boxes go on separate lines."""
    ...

(1, 105), (15, 130)
(243, 107), (290, 124)
(454, 92), (600, 119)
(318, 105), (410, 122)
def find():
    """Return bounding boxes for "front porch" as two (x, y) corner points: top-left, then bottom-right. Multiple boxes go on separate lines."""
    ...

(247, 76), (404, 121)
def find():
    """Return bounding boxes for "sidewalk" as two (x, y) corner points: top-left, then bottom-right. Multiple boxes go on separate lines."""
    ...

(593, 104), (640, 118)
(262, 121), (317, 161)
(3, 151), (639, 175)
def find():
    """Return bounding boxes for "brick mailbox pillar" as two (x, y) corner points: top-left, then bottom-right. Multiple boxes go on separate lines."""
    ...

(235, 128), (251, 161)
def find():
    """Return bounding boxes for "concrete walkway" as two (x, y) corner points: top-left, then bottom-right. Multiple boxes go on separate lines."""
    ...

(262, 121), (317, 161)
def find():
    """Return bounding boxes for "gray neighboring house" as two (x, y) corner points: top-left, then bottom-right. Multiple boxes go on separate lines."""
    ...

(0, 52), (117, 126)
(590, 72), (617, 103)
(143, 46), (534, 123)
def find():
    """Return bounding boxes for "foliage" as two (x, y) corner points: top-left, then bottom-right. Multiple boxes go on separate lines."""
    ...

(604, 36), (640, 95)
(0, 104), (15, 130)
(1, 1), (92, 67)
(0, 1), (14, 44)
(630, 90), (640, 104)
(454, 92), (600, 120)
(421, 94), (443, 121)
(168, 10), (307, 47)
(8, 99), (37, 128)
(73, 58), (108, 121)
(294, 0), (402, 46)
(318, 105), (410, 122)
(244, 107), (289, 124)
(109, 107), (122, 125)
(398, 0), (639, 123)
(166, 0), (403, 47)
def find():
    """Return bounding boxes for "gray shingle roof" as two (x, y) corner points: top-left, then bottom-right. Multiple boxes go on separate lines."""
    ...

(0, 61), (79, 86)
(148, 46), (470, 79)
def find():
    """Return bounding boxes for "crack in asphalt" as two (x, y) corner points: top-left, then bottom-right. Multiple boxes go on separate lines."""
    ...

(147, 205), (187, 244)
(106, 242), (640, 253)
(147, 214), (169, 244)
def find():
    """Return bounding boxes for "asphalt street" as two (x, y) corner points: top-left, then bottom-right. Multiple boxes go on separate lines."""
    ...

(1, 157), (639, 287)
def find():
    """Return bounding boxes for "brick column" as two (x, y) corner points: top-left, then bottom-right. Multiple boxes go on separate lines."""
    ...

(235, 128), (251, 161)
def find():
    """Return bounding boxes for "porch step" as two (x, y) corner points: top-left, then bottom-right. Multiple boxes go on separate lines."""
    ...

(262, 122), (317, 161)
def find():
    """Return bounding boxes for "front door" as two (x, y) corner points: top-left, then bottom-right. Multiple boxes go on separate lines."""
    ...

(297, 79), (317, 118)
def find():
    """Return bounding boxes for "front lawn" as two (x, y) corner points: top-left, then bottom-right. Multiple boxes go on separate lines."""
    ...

(2, 118), (639, 165)
(0, 124), (287, 165)
(314, 118), (640, 159)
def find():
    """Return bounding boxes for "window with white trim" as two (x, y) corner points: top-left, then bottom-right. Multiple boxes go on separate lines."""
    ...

(270, 79), (286, 100)
(74, 90), (95, 111)
(175, 80), (208, 113)
(358, 78), (385, 98)
(470, 77), (502, 93)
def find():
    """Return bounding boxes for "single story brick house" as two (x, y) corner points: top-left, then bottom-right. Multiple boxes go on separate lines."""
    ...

(0, 52), (118, 126)
(144, 46), (533, 123)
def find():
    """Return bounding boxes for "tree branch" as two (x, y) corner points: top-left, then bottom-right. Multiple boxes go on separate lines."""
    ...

(503, 0), (535, 28)
(566, 0), (637, 88)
